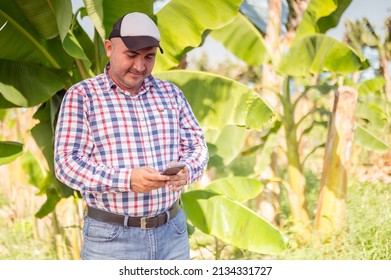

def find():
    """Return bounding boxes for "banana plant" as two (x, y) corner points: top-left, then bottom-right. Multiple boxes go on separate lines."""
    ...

(208, 0), (389, 233)
(0, 0), (287, 256)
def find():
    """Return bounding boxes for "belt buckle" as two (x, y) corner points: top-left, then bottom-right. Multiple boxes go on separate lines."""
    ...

(140, 217), (148, 230)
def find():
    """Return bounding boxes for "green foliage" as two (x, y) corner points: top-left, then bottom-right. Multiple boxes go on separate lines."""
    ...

(1, 0), (389, 259)
(182, 177), (288, 254)
(354, 125), (390, 152)
(19, 151), (63, 218)
(0, 0), (285, 256)
(277, 34), (369, 76)
(0, 141), (23, 165)
(210, 13), (269, 66)
(205, 125), (249, 166)
(0, 60), (65, 108)
(294, 0), (353, 40)
(155, 0), (244, 71)
(155, 70), (275, 131)
(358, 77), (386, 95)
(31, 101), (74, 198)
(277, 182), (391, 260)
(187, 180), (391, 260)
(205, 177), (265, 202)
(355, 77), (390, 152)
(20, 151), (48, 189)
(0, 218), (57, 260)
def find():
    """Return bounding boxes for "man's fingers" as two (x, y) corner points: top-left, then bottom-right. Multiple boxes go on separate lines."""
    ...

(165, 167), (188, 192)
(131, 167), (170, 193)
(169, 185), (183, 192)
(130, 165), (189, 193)
(139, 166), (170, 181)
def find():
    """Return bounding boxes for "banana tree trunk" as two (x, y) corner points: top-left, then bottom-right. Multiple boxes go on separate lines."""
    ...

(379, 55), (391, 101)
(315, 86), (358, 236)
(281, 78), (311, 231)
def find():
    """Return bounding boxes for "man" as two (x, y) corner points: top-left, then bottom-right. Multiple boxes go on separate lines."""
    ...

(54, 12), (208, 260)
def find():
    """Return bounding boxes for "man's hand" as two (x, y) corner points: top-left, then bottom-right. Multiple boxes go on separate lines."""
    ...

(130, 166), (170, 193)
(165, 162), (189, 192)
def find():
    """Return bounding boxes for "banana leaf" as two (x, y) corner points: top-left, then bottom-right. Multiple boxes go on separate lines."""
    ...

(155, 0), (243, 70)
(155, 70), (275, 131)
(205, 125), (249, 166)
(182, 188), (288, 254)
(354, 124), (389, 152)
(278, 34), (370, 77)
(0, 141), (23, 165)
(205, 176), (264, 202)
(210, 13), (269, 66)
(295, 0), (352, 41)
(0, 59), (65, 108)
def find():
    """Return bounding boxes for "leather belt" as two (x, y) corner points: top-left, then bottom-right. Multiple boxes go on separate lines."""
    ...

(86, 200), (180, 230)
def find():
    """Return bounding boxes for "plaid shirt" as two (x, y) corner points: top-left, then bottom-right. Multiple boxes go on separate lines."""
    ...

(54, 65), (208, 217)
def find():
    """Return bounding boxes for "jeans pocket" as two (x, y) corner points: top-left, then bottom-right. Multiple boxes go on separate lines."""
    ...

(83, 216), (122, 242)
(169, 208), (187, 235)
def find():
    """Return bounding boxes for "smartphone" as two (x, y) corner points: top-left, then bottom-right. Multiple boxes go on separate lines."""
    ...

(161, 163), (186, 175)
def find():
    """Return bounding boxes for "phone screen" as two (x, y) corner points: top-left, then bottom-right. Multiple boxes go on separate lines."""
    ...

(161, 164), (186, 175)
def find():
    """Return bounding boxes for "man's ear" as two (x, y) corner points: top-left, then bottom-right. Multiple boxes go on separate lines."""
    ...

(104, 40), (113, 57)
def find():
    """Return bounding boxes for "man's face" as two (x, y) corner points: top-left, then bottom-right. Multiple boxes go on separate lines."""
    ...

(104, 38), (157, 94)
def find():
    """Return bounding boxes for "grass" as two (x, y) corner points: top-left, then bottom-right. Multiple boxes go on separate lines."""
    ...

(275, 181), (391, 260)
(0, 185), (56, 259)
(0, 218), (57, 260)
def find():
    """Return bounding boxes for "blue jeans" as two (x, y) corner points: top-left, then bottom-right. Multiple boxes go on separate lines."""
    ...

(81, 208), (190, 260)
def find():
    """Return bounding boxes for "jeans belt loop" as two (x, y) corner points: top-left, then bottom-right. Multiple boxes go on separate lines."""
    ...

(123, 215), (129, 229)
(166, 209), (171, 225)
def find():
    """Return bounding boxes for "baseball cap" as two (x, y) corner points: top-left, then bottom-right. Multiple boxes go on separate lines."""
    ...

(109, 12), (163, 53)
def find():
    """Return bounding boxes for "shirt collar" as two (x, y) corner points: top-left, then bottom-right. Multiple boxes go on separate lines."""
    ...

(103, 63), (116, 92)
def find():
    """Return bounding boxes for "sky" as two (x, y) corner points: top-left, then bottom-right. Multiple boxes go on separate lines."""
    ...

(327, 0), (390, 40)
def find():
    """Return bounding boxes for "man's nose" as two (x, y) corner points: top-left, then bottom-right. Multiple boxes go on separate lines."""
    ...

(133, 58), (145, 72)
